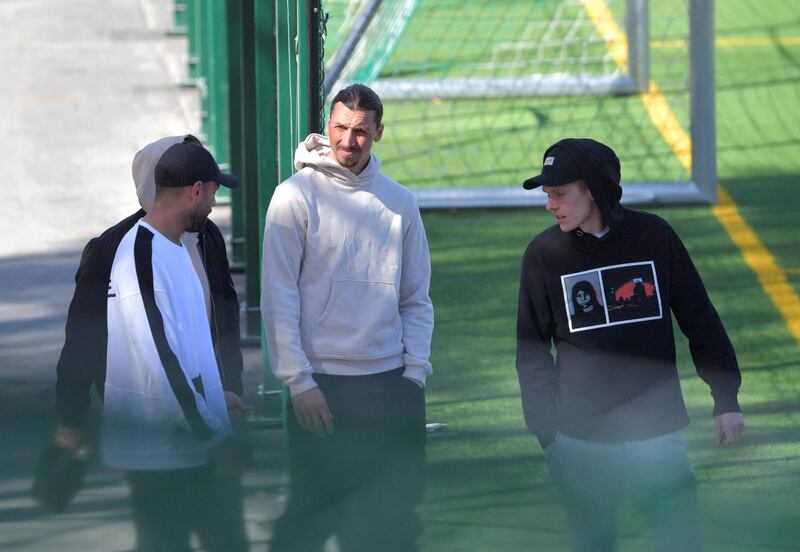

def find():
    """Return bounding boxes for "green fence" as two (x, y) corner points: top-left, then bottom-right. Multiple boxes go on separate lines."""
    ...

(173, 0), (324, 419)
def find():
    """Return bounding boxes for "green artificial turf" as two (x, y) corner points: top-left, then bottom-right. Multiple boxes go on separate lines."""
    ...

(714, 0), (800, 300)
(420, 205), (800, 550)
(395, 2), (800, 550)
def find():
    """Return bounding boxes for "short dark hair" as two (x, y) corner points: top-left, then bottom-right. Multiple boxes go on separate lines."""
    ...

(154, 182), (186, 200)
(330, 84), (383, 126)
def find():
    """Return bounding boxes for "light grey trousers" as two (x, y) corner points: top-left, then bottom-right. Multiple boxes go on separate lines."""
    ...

(546, 431), (702, 552)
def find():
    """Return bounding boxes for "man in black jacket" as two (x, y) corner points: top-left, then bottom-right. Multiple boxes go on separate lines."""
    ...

(516, 138), (744, 551)
(53, 135), (251, 550)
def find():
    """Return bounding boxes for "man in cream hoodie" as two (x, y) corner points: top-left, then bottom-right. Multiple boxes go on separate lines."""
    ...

(262, 84), (434, 552)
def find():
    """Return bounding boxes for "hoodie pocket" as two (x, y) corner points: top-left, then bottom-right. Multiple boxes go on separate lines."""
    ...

(311, 279), (403, 359)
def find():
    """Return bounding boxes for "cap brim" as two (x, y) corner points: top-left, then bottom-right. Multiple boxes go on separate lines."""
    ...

(522, 176), (542, 190)
(521, 172), (575, 190)
(218, 172), (239, 189)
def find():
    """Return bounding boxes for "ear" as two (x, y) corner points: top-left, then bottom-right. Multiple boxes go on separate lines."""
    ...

(374, 123), (384, 142)
(189, 180), (204, 201)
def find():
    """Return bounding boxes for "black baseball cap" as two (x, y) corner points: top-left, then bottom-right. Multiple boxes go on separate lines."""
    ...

(522, 138), (620, 191)
(155, 141), (239, 189)
(522, 142), (584, 190)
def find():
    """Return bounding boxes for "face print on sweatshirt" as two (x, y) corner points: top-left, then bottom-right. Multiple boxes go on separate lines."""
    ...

(561, 261), (663, 333)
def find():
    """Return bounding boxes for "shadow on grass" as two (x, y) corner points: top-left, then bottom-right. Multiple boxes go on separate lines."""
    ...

(739, 359), (800, 373)
(427, 392), (520, 408)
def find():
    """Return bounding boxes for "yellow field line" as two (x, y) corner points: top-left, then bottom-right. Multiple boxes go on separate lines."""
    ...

(652, 36), (800, 49)
(583, 0), (800, 343)
(713, 189), (800, 342)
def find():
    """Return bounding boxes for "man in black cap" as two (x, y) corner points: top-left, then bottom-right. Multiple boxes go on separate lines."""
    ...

(55, 137), (250, 551)
(516, 138), (744, 551)
(54, 135), (249, 450)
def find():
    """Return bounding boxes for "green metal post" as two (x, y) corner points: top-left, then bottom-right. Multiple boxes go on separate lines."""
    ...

(306, 0), (325, 134)
(274, 0), (297, 182)
(168, 0), (189, 35)
(200, 2), (230, 168)
(199, 1), (231, 200)
(274, 0), (297, 423)
(252, 0), (283, 414)
(296, 0), (311, 143)
(239, 0), (263, 345)
(182, 0), (200, 87)
(226, 0), (246, 270)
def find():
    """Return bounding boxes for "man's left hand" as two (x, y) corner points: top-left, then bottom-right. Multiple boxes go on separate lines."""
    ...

(714, 411), (745, 445)
(224, 391), (254, 424)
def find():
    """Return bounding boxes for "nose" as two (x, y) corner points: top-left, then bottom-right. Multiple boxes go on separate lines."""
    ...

(343, 130), (357, 147)
(546, 197), (557, 212)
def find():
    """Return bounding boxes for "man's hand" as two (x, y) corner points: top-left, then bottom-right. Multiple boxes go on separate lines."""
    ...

(291, 387), (333, 436)
(714, 411), (745, 445)
(53, 424), (92, 460)
(403, 376), (424, 388)
(224, 391), (254, 424)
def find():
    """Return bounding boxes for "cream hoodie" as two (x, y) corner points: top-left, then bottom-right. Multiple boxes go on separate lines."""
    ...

(261, 134), (434, 396)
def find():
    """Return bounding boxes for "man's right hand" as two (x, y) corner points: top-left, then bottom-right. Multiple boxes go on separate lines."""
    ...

(291, 387), (334, 436)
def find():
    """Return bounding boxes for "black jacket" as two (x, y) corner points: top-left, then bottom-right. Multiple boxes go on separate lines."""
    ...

(56, 210), (244, 427)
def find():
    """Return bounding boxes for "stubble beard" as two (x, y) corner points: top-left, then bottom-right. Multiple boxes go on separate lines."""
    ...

(187, 213), (208, 233)
(333, 144), (361, 169)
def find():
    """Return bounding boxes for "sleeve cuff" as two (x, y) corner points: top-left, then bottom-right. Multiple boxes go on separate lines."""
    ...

(288, 374), (318, 397)
(402, 365), (429, 387)
(712, 392), (741, 416)
(403, 354), (431, 386)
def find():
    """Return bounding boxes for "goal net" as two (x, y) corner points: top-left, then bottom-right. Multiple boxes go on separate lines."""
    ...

(320, 0), (716, 208)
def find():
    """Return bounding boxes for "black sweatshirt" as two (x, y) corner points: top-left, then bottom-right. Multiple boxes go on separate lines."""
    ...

(55, 210), (244, 427)
(516, 207), (741, 448)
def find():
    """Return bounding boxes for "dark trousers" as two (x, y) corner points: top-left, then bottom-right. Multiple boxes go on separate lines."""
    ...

(271, 368), (427, 552)
(127, 466), (249, 552)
